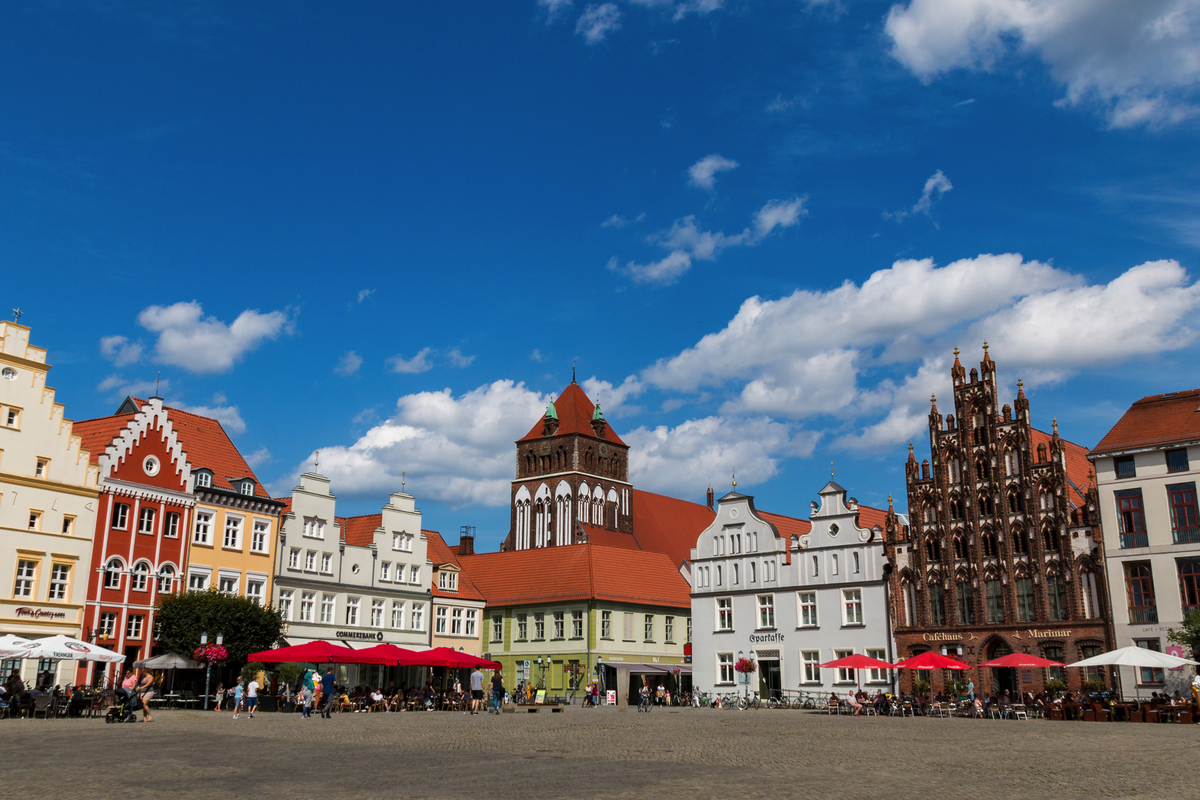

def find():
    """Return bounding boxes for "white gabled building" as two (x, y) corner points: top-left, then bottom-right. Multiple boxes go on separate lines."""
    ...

(690, 483), (896, 699)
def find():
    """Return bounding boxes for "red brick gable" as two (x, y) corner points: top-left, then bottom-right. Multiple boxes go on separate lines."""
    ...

(1091, 389), (1200, 455)
(518, 382), (627, 446)
(1031, 428), (1094, 508)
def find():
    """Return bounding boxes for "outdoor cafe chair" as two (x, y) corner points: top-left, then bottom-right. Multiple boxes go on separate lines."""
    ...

(898, 700), (915, 718)
(31, 695), (53, 720)
(827, 698), (840, 715)
(1009, 705), (1028, 721)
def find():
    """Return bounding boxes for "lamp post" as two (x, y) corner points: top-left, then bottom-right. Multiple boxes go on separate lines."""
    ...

(596, 655), (604, 699)
(538, 656), (548, 689)
(201, 631), (223, 710)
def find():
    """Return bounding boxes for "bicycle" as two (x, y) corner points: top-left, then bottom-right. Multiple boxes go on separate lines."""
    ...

(638, 692), (652, 713)
(736, 691), (762, 711)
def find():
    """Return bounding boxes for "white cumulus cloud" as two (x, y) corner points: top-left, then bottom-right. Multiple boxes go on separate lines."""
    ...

(100, 335), (144, 367)
(576, 3), (621, 44)
(885, 170), (953, 224)
(335, 351), (364, 376)
(120, 301), (292, 374)
(387, 348), (433, 374)
(687, 154), (739, 190)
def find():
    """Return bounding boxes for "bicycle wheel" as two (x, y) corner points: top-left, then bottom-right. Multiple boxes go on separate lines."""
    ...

(736, 696), (749, 710)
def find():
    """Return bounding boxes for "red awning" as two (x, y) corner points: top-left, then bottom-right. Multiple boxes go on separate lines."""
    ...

(893, 651), (970, 670)
(977, 652), (1066, 669)
(248, 641), (389, 665)
(818, 654), (895, 670)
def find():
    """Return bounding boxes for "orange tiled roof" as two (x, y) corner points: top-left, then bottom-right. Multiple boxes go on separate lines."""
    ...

(274, 497), (294, 516)
(579, 523), (641, 551)
(760, 511), (812, 541)
(1091, 389), (1200, 455)
(854, 505), (889, 533)
(518, 382), (627, 446)
(630, 489), (715, 567)
(1031, 428), (1094, 508)
(425, 529), (486, 601)
(339, 513), (382, 547)
(458, 544), (691, 609)
(73, 413), (137, 465)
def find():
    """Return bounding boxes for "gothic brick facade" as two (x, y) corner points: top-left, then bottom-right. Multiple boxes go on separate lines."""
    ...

(883, 346), (1112, 697)
(502, 381), (633, 551)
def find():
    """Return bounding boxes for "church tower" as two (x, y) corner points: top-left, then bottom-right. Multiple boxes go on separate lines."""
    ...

(503, 379), (632, 550)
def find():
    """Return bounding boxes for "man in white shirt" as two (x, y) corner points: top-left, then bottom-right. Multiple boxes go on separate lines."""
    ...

(247, 678), (260, 719)
(469, 666), (485, 716)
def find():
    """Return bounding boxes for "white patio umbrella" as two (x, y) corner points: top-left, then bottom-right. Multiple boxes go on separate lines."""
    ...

(0, 634), (39, 659)
(21, 635), (124, 663)
(1068, 645), (1199, 670)
(133, 653), (200, 670)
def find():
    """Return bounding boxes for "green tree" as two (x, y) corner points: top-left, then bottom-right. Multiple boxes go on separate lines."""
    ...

(156, 590), (283, 674)
(1167, 611), (1200, 657)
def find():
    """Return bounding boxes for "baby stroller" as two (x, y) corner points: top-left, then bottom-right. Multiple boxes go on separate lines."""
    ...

(106, 687), (141, 723)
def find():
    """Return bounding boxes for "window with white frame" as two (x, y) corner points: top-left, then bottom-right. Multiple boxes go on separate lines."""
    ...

(300, 592), (315, 622)
(492, 614), (503, 641)
(279, 590), (294, 621)
(193, 511), (212, 545)
(304, 517), (325, 539)
(164, 512), (180, 538)
(131, 562), (149, 592)
(439, 571), (458, 591)
(98, 612), (117, 639)
(35, 459), (47, 477)
(391, 601), (405, 629)
(345, 596), (360, 626)
(320, 553), (332, 574)
(246, 579), (264, 605)
(600, 610), (612, 639)
(218, 574), (238, 595)
(842, 588), (863, 626)
(320, 594), (335, 624)
(436, 607), (448, 634)
(126, 614), (144, 640)
(289, 548), (300, 569)
(834, 649), (855, 683)
(251, 520), (268, 553)
(853, 552), (860, 574)
(48, 564), (69, 600)
(867, 648), (889, 683)
(28, 510), (42, 530)
(517, 613), (528, 640)
(223, 516), (243, 549)
(409, 565), (419, 583)
(534, 612), (545, 640)
(553, 611), (565, 639)
(305, 551), (316, 571)
(187, 569), (209, 591)
(240, 480), (254, 496)
(757, 595), (776, 629)
(716, 597), (733, 630)
(371, 599), (384, 628)
(112, 503), (129, 530)
(665, 615), (675, 643)
(138, 507), (156, 535)
(104, 558), (123, 590)
(798, 592), (817, 627)
(380, 562), (391, 581)
(452, 607), (465, 635)
(411, 603), (425, 631)
(195, 471), (212, 488)
(802, 651), (821, 684)
(571, 610), (583, 638)
(392, 532), (403, 550)
(156, 565), (175, 594)
(717, 652), (735, 684)
(14, 559), (36, 597)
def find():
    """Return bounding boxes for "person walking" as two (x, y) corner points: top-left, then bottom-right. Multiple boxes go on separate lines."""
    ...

(469, 665), (485, 716)
(490, 669), (504, 715)
(136, 669), (155, 723)
(231, 679), (244, 720)
(246, 675), (260, 719)
(214, 683), (225, 712)
(966, 679), (975, 703)
(300, 681), (313, 719)
(320, 668), (337, 718)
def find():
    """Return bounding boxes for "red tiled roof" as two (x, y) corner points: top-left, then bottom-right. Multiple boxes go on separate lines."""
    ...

(339, 514), (382, 547)
(1031, 428), (1094, 508)
(74, 400), (270, 499)
(855, 505), (889, 533)
(579, 523), (641, 551)
(425, 529), (486, 602)
(458, 544), (691, 609)
(760, 511), (812, 541)
(1091, 389), (1200, 455)
(274, 497), (294, 516)
(630, 489), (715, 567)
(518, 382), (626, 446)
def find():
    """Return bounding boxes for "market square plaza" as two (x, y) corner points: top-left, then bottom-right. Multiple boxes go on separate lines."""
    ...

(2, 705), (1192, 799)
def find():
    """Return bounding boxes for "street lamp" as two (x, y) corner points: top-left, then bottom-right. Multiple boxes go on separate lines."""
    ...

(596, 655), (604, 698)
(537, 656), (549, 689)
(201, 631), (223, 711)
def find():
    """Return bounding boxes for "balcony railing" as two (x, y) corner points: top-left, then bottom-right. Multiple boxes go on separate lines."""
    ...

(1173, 527), (1200, 545)
(1129, 607), (1159, 624)
(1120, 532), (1149, 548)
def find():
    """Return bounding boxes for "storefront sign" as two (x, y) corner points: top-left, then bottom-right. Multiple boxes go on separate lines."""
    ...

(922, 632), (963, 642)
(14, 607), (67, 620)
(336, 631), (384, 641)
(1024, 629), (1071, 639)
(750, 633), (784, 643)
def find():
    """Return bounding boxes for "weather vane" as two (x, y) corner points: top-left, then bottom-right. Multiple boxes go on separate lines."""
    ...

(830, 461), (836, 478)
(12, 308), (22, 323)
(314, 450), (320, 470)
(731, 471), (737, 488)
(402, 470), (406, 489)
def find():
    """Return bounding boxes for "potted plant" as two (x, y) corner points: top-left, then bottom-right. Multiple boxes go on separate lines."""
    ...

(914, 678), (930, 699)
(1045, 678), (1067, 698)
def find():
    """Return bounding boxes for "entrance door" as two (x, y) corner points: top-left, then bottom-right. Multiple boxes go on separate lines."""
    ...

(758, 659), (782, 700)
(987, 640), (1015, 696)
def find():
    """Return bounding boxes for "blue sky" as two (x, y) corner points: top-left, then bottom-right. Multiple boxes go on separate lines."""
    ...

(5, 0), (1200, 550)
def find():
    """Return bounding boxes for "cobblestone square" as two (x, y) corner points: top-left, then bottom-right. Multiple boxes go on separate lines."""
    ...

(2, 706), (1192, 799)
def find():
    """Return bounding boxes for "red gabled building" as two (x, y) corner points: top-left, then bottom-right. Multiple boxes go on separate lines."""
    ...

(72, 397), (194, 685)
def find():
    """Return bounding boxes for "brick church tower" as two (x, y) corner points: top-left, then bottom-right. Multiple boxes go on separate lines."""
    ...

(502, 379), (632, 551)
(884, 345), (1111, 695)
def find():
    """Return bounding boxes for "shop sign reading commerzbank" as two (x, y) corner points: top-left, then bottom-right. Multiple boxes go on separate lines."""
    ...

(920, 629), (1073, 643)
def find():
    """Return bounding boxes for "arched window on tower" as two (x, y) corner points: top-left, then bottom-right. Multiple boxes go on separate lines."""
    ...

(1043, 526), (1061, 551)
(975, 460), (989, 481)
(925, 537), (942, 562)
(979, 496), (994, 517)
(981, 532), (998, 558)
(1012, 528), (1029, 555)
(952, 534), (966, 560)
(950, 498), (963, 520)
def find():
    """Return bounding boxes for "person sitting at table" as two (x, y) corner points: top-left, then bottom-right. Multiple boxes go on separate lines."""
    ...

(972, 697), (984, 717)
(872, 690), (888, 714)
(369, 688), (385, 712)
(846, 689), (863, 716)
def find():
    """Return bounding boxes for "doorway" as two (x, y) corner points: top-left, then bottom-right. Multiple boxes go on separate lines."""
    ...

(988, 640), (1016, 696)
(758, 657), (782, 701)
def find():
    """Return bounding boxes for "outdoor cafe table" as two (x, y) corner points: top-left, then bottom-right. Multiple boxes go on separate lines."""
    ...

(1111, 703), (1135, 722)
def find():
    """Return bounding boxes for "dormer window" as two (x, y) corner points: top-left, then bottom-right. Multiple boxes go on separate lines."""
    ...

(195, 471), (212, 489)
(438, 571), (458, 592)
(240, 480), (255, 496)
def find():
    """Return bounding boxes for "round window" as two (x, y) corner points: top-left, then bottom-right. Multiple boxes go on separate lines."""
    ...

(1, 367), (15, 380)
(143, 456), (160, 476)
(351, 564), (360, 574)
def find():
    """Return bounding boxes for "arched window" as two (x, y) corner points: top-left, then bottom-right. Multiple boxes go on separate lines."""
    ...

(979, 496), (994, 517)
(1012, 528), (1029, 555)
(1043, 526), (1061, 551)
(852, 552), (860, 574)
(157, 564), (176, 594)
(715, 565), (723, 586)
(749, 561), (757, 583)
(952, 535), (966, 560)
(925, 537), (941, 561)
(981, 533), (998, 558)
(975, 461), (989, 481)
(732, 563), (740, 584)
(103, 558), (123, 589)
(950, 498), (963, 520)
(131, 561), (150, 592)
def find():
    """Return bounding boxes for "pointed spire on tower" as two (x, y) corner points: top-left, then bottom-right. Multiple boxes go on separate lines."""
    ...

(952, 345), (961, 367)
(572, 359), (576, 384)
(982, 340), (992, 362)
(1052, 416), (1059, 436)
(908, 441), (915, 462)
(887, 492), (894, 512)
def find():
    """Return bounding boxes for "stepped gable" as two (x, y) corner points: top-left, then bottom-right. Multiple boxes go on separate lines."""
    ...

(458, 544), (690, 609)
(630, 489), (715, 567)
(1091, 388), (1200, 454)
(73, 413), (137, 464)
(518, 381), (626, 446)
(425, 529), (486, 601)
(1032, 428), (1094, 508)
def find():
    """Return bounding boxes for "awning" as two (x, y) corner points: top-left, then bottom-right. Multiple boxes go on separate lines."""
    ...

(605, 663), (690, 674)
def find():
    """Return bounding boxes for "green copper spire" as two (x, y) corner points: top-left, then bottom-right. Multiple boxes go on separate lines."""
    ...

(592, 403), (604, 421)
(545, 401), (558, 420)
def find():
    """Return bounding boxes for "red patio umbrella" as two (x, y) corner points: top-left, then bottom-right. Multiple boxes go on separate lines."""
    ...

(893, 651), (970, 671)
(977, 652), (1065, 669)
(248, 641), (389, 665)
(395, 647), (500, 670)
(819, 654), (895, 671)
(352, 643), (420, 665)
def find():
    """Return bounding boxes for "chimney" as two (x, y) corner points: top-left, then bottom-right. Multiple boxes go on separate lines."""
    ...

(458, 525), (476, 556)
(706, 486), (714, 512)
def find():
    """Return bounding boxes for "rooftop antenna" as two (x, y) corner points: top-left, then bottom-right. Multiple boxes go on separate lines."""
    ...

(12, 308), (22, 323)
(153, 371), (161, 398)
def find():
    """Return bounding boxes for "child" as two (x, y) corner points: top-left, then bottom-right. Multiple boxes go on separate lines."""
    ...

(231, 679), (244, 719)
(214, 683), (225, 712)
